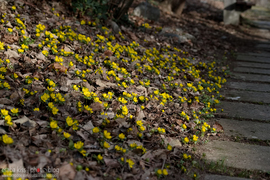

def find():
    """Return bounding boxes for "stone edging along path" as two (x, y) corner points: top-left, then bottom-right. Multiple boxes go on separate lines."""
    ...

(198, 43), (270, 179)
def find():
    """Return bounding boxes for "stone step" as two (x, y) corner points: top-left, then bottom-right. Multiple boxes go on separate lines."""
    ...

(237, 55), (270, 64)
(226, 81), (270, 92)
(256, 44), (270, 50)
(217, 101), (270, 121)
(217, 118), (270, 140)
(204, 174), (253, 180)
(235, 61), (270, 69)
(199, 140), (270, 172)
(223, 89), (270, 104)
(234, 67), (270, 75)
(238, 52), (270, 58)
(231, 73), (270, 83)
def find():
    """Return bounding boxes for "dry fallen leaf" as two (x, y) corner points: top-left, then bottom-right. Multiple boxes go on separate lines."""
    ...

(103, 50), (114, 57)
(213, 121), (224, 132)
(90, 102), (104, 111)
(59, 163), (76, 180)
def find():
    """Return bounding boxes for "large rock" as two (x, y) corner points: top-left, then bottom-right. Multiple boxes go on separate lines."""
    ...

(133, 2), (160, 21)
(159, 27), (196, 44)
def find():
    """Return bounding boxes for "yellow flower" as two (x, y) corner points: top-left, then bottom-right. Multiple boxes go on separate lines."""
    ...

(184, 137), (189, 143)
(202, 126), (206, 132)
(50, 120), (58, 129)
(34, 108), (40, 111)
(103, 141), (110, 149)
(157, 169), (162, 175)
(139, 126), (145, 131)
(92, 127), (99, 133)
(74, 141), (84, 150)
(41, 93), (50, 102)
(11, 108), (18, 114)
(46, 173), (53, 179)
(80, 149), (86, 156)
(161, 169), (168, 176)
(1, 109), (8, 116)
(58, 128), (63, 133)
(97, 154), (103, 161)
(52, 107), (58, 115)
(118, 133), (125, 140)
(66, 116), (73, 126)
(13, 73), (18, 79)
(104, 130), (112, 139)
(167, 144), (172, 151)
(69, 61), (73, 67)
(63, 132), (71, 139)
(18, 49), (24, 53)
(80, 20), (86, 25)
(2, 134), (14, 144)
(183, 153), (188, 159)
(126, 159), (134, 168)
(139, 96), (144, 101)
(193, 135), (198, 142)
(12, 6), (16, 10)
(5, 119), (13, 126)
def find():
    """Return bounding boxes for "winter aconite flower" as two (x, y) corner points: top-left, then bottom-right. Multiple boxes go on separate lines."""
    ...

(50, 120), (58, 129)
(97, 154), (103, 161)
(93, 127), (99, 133)
(74, 141), (84, 150)
(103, 141), (110, 149)
(1, 109), (8, 116)
(118, 133), (125, 140)
(63, 132), (71, 139)
(104, 130), (112, 139)
(126, 159), (134, 168)
(184, 137), (189, 143)
(2, 134), (14, 144)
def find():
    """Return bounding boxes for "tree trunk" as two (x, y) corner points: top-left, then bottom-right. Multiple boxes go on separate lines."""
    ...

(159, 0), (186, 17)
(172, 0), (186, 17)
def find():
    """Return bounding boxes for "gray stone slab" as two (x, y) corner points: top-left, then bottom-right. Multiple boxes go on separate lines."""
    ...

(217, 101), (270, 121)
(256, 43), (270, 50)
(237, 55), (270, 64)
(223, 89), (270, 103)
(217, 118), (270, 140)
(199, 140), (270, 171)
(227, 81), (270, 92)
(204, 174), (252, 180)
(232, 73), (270, 83)
(234, 67), (270, 75)
(235, 61), (270, 69)
(238, 52), (270, 57)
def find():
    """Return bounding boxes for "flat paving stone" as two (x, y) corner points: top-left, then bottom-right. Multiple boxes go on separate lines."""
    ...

(238, 52), (270, 57)
(235, 61), (270, 69)
(226, 81), (270, 92)
(256, 43), (270, 50)
(199, 140), (270, 172)
(204, 174), (252, 180)
(232, 73), (270, 83)
(237, 55), (270, 64)
(223, 89), (270, 103)
(217, 101), (270, 121)
(217, 118), (270, 140)
(234, 67), (270, 75)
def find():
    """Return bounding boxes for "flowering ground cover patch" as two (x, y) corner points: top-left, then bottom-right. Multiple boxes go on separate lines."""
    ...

(0, 1), (232, 179)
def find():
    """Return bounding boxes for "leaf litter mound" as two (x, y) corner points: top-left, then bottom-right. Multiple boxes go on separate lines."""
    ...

(0, 0), (228, 179)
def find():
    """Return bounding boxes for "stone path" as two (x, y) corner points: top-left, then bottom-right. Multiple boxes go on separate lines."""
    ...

(199, 44), (270, 179)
